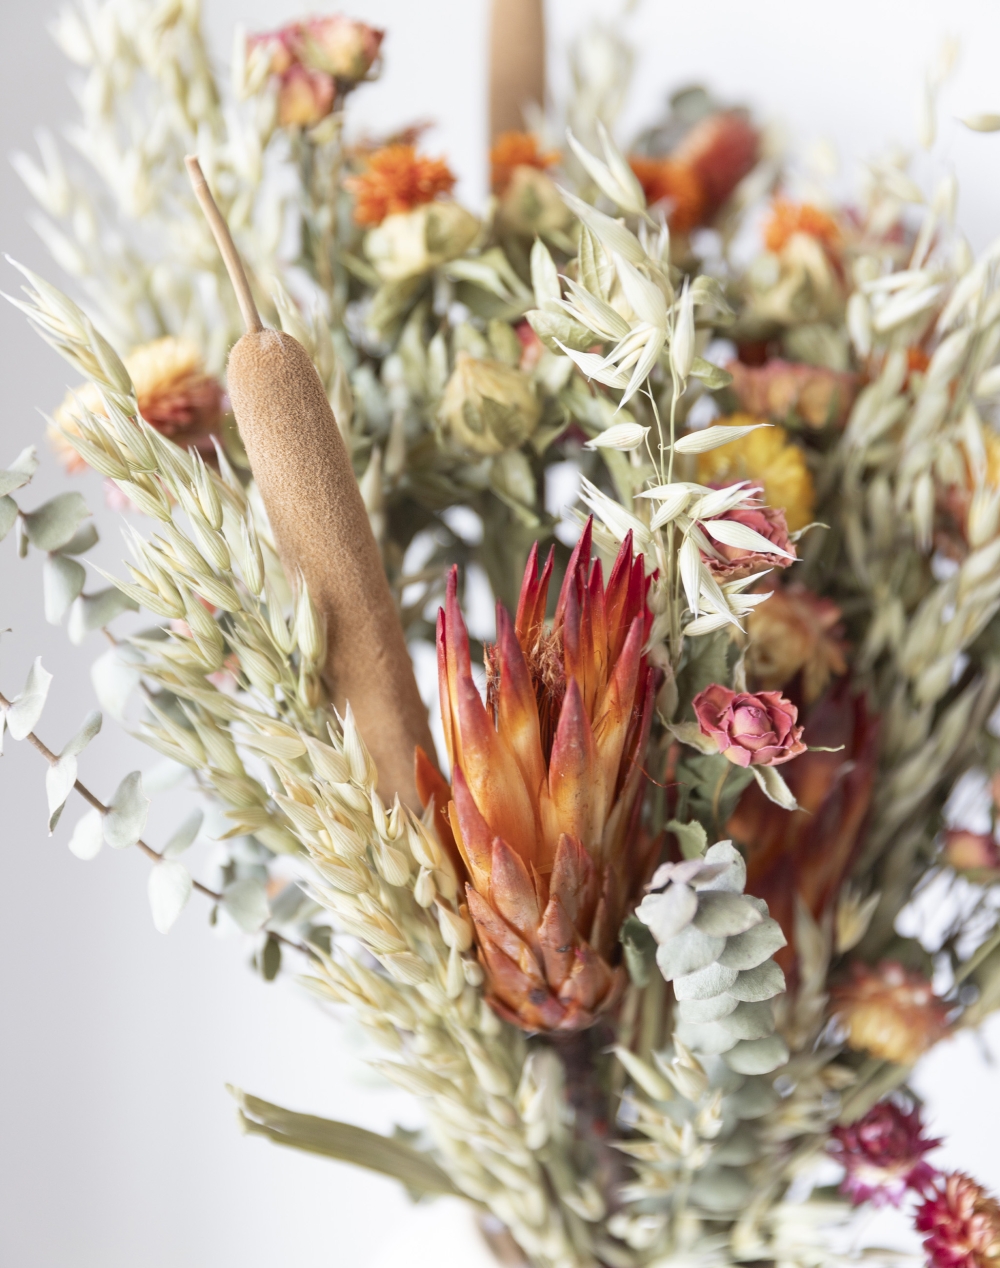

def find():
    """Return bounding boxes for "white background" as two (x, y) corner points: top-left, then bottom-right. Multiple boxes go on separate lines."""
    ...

(2, 1), (1000, 1265)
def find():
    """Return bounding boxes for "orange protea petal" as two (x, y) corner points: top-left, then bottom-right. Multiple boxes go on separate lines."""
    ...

(549, 832), (599, 932)
(515, 540), (554, 648)
(555, 518), (593, 629)
(414, 745), (461, 874)
(467, 887), (541, 981)
(548, 678), (599, 849)
(592, 615), (644, 822)
(538, 894), (578, 991)
(557, 943), (621, 1015)
(449, 767), (494, 892)
(489, 836), (542, 944)
(495, 604), (548, 807)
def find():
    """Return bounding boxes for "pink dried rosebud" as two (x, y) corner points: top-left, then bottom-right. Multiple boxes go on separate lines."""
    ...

(831, 961), (951, 1066)
(693, 684), (806, 768)
(727, 358), (859, 431)
(916, 1173), (1000, 1268)
(701, 500), (797, 581)
(275, 61), (336, 127)
(298, 15), (384, 82)
(942, 829), (1000, 875)
(830, 1099), (940, 1207)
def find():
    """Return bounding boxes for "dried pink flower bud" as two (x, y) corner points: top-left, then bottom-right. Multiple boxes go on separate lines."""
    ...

(830, 1099), (940, 1207)
(693, 684), (806, 768)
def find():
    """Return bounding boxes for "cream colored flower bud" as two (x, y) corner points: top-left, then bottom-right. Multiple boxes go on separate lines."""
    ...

(436, 900), (474, 952)
(413, 866), (436, 907)
(364, 202), (480, 281)
(439, 351), (541, 456)
(294, 582), (325, 668)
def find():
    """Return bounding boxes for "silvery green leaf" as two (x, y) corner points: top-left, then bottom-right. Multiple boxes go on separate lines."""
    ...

(43, 553), (86, 623)
(689, 1168), (751, 1213)
(620, 915), (656, 987)
(6, 656), (53, 739)
(667, 719), (719, 754)
(673, 422), (769, 455)
(730, 960), (786, 1002)
(46, 753), (78, 832)
(163, 809), (203, 858)
(91, 647), (140, 720)
(21, 492), (90, 551)
(715, 1000), (774, 1042)
(672, 961), (739, 1000)
(697, 840), (747, 893)
(711, 1127), (759, 1166)
(525, 307), (594, 353)
(636, 882), (697, 942)
(59, 522), (99, 554)
(668, 818), (708, 860)
(751, 763), (799, 810)
(62, 709), (102, 758)
(675, 993), (739, 1024)
(723, 1033), (789, 1075)
(702, 517), (795, 560)
(655, 926), (724, 979)
(718, 918), (787, 970)
(104, 771), (148, 849)
(673, 1018), (737, 1056)
(148, 860), (193, 933)
(0, 496), (17, 541)
(724, 1079), (779, 1119)
(693, 891), (763, 937)
(0, 446), (39, 496)
(223, 877), (269, 932)
(67, 807), (104, 860)
(530, 238), (561, 308)
(67, 587), (138, 644)
(690, 357), (733, 389)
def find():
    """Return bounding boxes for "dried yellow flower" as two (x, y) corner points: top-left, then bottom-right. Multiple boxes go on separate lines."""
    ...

(831, 961), (951, 1066)
(696, 413), (815, 531)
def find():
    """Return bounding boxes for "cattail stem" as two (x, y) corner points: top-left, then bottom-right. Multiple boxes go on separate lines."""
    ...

(185, 156), (263, 335)
(488, 0), (546, 140)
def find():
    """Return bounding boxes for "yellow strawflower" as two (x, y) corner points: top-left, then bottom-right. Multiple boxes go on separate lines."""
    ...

(696, 412), (815, 531)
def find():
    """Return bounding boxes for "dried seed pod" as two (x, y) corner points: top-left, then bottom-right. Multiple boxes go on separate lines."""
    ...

(186, 157), (435, 808)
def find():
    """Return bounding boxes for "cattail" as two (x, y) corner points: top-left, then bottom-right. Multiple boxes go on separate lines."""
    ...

(488, 0), (545, 140)
(185, 157), (434, 808)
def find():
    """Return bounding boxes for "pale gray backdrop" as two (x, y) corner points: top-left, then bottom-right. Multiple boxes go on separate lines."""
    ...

(2, 2), (1000, 1265)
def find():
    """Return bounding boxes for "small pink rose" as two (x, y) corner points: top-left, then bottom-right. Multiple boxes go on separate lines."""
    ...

(692, 683), (806, 767)
(701, 499), (796, 581)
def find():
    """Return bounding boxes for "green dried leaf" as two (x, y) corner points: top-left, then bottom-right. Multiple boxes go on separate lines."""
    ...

(668, 818), (708, 859)
(67, 807), (104, 860)
(6, 656), (52, 739)
(104, 771), (148, 849)
(43, 553), (86, 624)
(0, 447), (39, 497)
(223, 877), (269, 932)
(67, 587), (139, 644)
(620, 915), (657, 987)
(260, 932), (282, 982)
(162, 809), (203, 858)
(690, 357), (733, 389)
(0, 496), (17, 541)
(148, 859), (193, 932)
(751, 763), (799, 810)
(22, 492), (90, 551)
(232, 1089), (459, 1196)
(59, 522), (99, 555)
(723, 1033), (790, 1075)
(91, 648), (140, 720)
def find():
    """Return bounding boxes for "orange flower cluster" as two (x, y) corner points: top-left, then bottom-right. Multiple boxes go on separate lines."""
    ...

(490, 131), (558, 195)
(764, 199), (842, 255)
(345, 144), (456, 226)
(628, 157), (705, 234)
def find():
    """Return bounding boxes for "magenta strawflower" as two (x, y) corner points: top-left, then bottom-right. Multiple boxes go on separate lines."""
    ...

(916, 1173), (1000, 1268)
(829, 1099), (940, 1207)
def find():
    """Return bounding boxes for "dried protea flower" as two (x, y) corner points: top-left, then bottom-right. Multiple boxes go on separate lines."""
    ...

(490, 131), (559, 195)
(439, 351), (541, 455)
(423, 520), (657, 1031)
(831, 961), (951, 1065)
(250, 16), (383, 125)
(727, 358), (859, 430)
(345, 143), (456, 226)
(52, 336), (225, 473)
(628, 156), (706, 233)
(829, 1098), (940, 1207)
(696, 415), (815, 532)
(746, 583), (848, 704)
(693, 684), (806, 768)
(670, 109), (759, 218)
(698, 498), (796, 581)
(916, 1174), (1000, 1268)
(764, 199), (843, 258)
(942, 829), (1000, 876)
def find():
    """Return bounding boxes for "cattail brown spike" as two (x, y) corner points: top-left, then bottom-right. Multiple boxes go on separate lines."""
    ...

(184, 156), (436, 809)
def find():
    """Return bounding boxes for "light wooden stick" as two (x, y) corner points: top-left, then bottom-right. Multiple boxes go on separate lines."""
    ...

(488, 0), (546, 141)
(185, 157), (435, 809)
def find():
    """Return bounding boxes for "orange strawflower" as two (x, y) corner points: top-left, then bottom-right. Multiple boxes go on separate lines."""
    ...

(345, 144), (456, 227)
(831, 961), (951, 1065)
(490, 131), (558, 195)
(764, 199), (842, 255)
(629, 156), (706, 234)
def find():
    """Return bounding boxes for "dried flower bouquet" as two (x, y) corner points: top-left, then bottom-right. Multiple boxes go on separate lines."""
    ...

(5, 2), (1000, 1266)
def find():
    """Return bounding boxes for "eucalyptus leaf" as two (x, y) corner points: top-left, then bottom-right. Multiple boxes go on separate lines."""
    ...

(724, 1079), (779, 1119)
(636, 882), (697, 942)
(43, 553), (86, 624)
(673, 1019), (738, 1056)
(696, 840), (747, 894)
(91, 647), (140, 720)
(223, 877), (269, 932)
(6, 657), (53, 740)
(67, 808), (104, 860)
(751, 763), (800, 810)
(654, 925), (724, 979)
(68, 587), (138, 644)
(260, 933), (282, 981)
(668, 818), (708, 860)
(675, 993), (739, 1024)
(104, 771), (148, 849)
(59, 522), (99, 555)
(620, 915), (656, 987)
(148, 860), (193, 932)
(730, 960), (786, 1002)
(46, 754), (78, 833)
(22, 492), (90, 551)
(0, 446), (39, 496)
(62, 709), (103, 759)
(672, 960), (739, 1000)
(162, 809), (203, 858)
(0, 496), (17, 541)
(715, 1000), (775, 1041)
(723, 1033), (790, 1075)
(692, 891), (763, 937)
(689, 1168), (751, 1212)
(717, 918), (787, 970)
